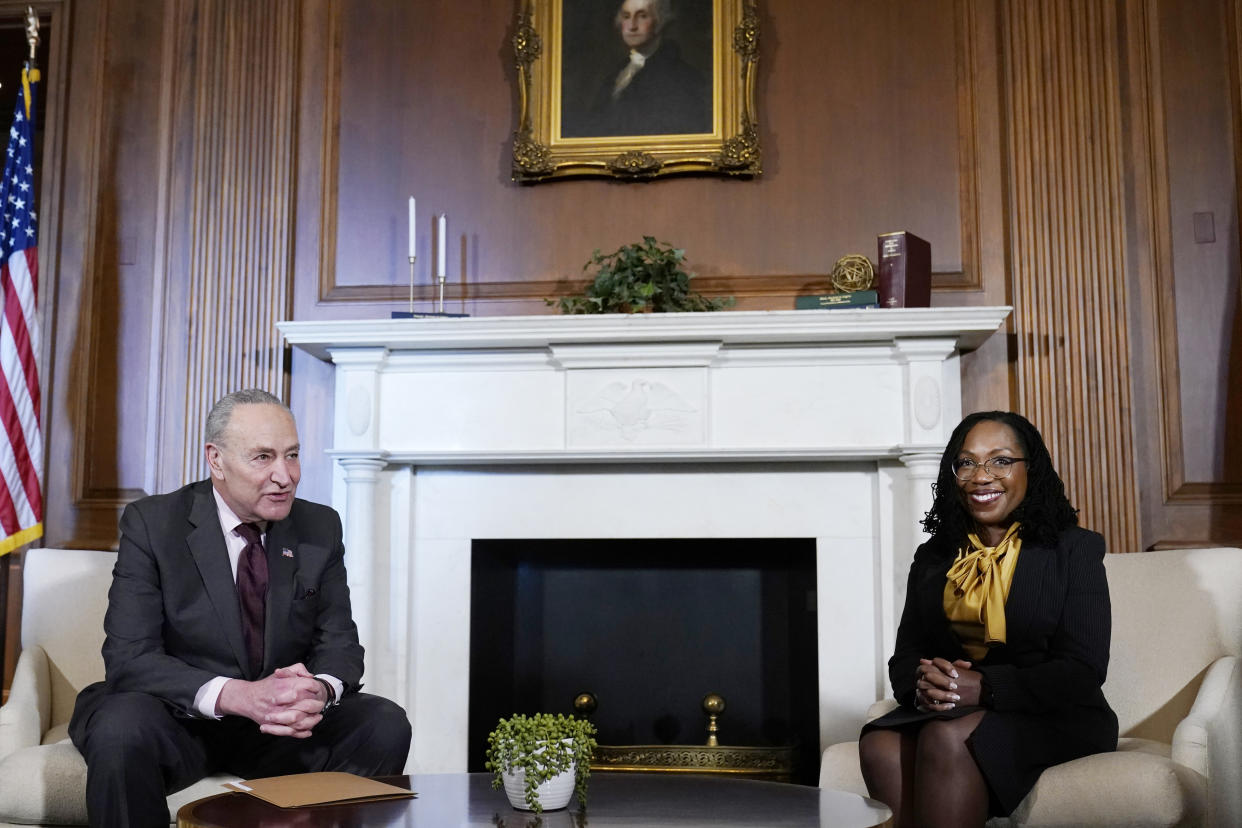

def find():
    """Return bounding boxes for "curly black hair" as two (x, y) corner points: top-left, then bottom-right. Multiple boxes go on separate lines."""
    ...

(921, 411), (1078, 549)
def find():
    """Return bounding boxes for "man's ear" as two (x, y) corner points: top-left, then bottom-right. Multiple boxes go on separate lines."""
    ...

(205, 444), (225, 479)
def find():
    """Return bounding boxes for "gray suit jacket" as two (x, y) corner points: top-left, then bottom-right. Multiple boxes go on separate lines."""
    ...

(91, 479), (364, 716)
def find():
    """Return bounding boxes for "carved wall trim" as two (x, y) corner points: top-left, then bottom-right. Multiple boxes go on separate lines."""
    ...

(941, 0), (985, 293)
(313, 0), (343, 308)
(47, 0), (107, 511)
(1001, 1), (1142, 551)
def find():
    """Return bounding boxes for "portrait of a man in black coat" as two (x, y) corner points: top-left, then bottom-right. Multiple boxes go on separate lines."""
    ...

(561, 0), (713, 138)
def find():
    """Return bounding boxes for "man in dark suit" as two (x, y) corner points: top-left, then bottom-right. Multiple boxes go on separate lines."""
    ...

(69, 389), (410, 828)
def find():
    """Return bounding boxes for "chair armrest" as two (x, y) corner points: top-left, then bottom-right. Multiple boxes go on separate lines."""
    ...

(0, 645), (52, 761)
(866, 698), (899, 722)
(1172, 655), (1242, 827)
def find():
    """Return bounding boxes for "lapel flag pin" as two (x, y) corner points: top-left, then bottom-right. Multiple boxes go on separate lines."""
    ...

(282, 548), (294, 558)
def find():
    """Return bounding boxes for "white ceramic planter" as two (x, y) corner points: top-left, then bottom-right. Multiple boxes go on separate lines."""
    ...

(502, 761), (577, 812)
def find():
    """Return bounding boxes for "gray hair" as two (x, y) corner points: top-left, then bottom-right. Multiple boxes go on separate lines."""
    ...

(616, 0), (674, 33)
(204, 388), (290, 446)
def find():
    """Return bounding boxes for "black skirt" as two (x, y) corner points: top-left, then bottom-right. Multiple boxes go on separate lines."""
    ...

(862, 701), (1118, 815)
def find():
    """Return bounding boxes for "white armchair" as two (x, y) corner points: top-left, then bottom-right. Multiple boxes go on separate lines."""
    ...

(819, 546), (1242, 828)
(0, 548), (239, 826)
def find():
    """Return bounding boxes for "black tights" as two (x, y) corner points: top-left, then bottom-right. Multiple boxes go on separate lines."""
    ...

(858, 711), (989, 828)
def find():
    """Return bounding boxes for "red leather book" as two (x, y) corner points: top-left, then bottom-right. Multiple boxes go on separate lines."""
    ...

(877, 231), (931, 308)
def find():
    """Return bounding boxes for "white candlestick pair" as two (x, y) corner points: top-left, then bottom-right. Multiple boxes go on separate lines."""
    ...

(407, 197), (450, 313)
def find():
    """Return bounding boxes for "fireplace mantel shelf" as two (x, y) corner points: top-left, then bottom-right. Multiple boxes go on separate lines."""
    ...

(327, 445), (932, 466)
(278, 306), (1011, 360)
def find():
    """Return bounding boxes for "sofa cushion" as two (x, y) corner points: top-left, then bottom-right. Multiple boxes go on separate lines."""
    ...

(0, 740), (241, 826)
(0, 741), (90, 824)
(1005, 748), (1206, 827)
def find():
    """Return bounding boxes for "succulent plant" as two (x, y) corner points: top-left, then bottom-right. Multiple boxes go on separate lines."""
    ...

(485, 712), (597, 813)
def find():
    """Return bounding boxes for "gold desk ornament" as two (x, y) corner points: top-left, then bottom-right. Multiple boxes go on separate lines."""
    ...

(573, 690), (795, 781)
(831, 254), (876, 293)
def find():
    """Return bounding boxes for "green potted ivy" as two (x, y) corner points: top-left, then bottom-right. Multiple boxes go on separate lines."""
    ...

(552, 236), (733, 314)
(485, 713), (597, 813)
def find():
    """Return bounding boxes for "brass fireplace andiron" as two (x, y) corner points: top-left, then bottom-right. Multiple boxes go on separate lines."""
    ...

(573, 692), (795, 781)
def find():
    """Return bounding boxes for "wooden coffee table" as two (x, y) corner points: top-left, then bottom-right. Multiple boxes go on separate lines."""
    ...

(178, 772), (892, 827)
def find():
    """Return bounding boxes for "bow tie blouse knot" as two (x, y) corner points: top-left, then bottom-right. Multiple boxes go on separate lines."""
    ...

(944, 522), (1022, 652)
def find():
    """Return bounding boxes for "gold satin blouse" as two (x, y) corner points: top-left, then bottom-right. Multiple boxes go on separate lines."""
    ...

(943, 522), (1022, 661)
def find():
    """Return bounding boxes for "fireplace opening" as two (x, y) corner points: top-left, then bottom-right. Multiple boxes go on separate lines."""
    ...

(468, 538), (821, 784)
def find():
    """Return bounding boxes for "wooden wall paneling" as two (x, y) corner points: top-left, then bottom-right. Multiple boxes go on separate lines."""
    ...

(1118, 0), (1177, 548)
(175, 0), (300, 483)
(943, 0), (986, 295)
(1120, 0), (1242, 548)
(1159, 0), (1242, 496)
(72, 0), (167, 544)
(1001, 1), (1142, 552)
(38, 0), (145, 551)
(152, 0), (301, 491)
(297, 0), (977, 315)
(952, 0), (1015, 416)
(141, 0), (183, 500)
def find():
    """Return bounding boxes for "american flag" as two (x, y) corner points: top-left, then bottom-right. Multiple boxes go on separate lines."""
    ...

(0, 63), (43, 556)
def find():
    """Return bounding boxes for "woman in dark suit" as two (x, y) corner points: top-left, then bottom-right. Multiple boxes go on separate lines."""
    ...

(859, 411), (1117, 827)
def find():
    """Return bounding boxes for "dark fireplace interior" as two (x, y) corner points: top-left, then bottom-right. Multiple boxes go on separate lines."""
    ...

(468, 538), (821, 784)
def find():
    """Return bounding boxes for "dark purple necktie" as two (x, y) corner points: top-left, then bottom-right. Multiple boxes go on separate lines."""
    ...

(235, 522), (269, 676)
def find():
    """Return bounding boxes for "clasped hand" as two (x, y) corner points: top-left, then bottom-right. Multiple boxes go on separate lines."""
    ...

(914, 657), (982, 711)
(217, 663), (329, 738)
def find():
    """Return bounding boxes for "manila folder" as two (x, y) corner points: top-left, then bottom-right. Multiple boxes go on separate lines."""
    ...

(223, 772), (415, 808)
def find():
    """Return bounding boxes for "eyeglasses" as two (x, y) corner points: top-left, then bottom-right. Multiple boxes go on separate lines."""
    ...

(952, 457), (1026, 480)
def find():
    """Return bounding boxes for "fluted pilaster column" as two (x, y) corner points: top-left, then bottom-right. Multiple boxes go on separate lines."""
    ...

(176, 0), (301, 482)
(1001, 1), (1140, 550)
(337, 454), (387, 685)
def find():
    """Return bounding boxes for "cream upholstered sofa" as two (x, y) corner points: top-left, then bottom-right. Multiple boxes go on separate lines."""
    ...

(0, 548), (240, 826)
(819, 546), (1242, 828)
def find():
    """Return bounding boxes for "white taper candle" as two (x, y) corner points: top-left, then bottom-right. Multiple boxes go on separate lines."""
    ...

(437, 214), (447, 278)
(408, 197), (416, 259)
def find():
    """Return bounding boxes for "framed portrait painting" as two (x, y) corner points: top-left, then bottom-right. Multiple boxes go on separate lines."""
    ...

(512, 0), (760, 182)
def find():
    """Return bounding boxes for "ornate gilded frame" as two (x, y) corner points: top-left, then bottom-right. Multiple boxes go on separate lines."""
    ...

(512, 0), (760, 182)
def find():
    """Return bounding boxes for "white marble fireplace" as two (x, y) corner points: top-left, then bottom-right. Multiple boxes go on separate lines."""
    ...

(279, 307), (1009, 773)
